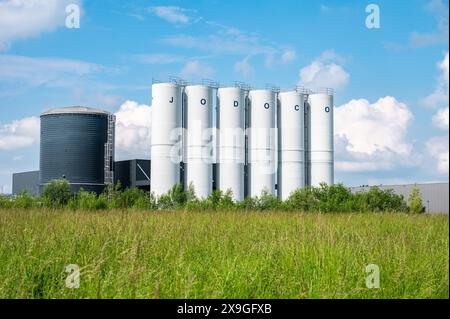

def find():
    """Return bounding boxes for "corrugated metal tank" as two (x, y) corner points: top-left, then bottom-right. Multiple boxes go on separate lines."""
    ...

(277, 90), (305, 200)
(248, 89), (277, 197)
(39, 106), (114, 194)
(308, 91), (334, 186)
(216, 87), (245, 201)
(184, 85), (214, 198)
(151, 82), (183, 197)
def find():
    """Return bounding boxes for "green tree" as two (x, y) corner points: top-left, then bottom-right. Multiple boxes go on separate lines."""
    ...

(43, 179), (72, 208)
(408, 185), (425, 214)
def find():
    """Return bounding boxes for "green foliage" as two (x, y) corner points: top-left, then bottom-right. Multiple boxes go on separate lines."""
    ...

(43, 180), (72, 208)
(284, 188), (317, 211)
(0, 195), (12, 209)
(68, 190), (108, 210)
(408, 185), (425, 214)
(358, 187), (408, 213)
(5, 181), (412, 213)
(13, 190), (37, 209)
(157, 184), (187, 210)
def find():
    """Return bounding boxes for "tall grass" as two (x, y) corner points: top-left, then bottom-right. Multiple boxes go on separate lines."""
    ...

(0, 210), (447, 299)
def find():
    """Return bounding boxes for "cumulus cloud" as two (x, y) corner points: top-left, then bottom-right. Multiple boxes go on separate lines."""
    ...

(149, 6), (192, 24)
(426, 136), (449, 174)
(421, 51), (449, 108)
(433, 107), (449, 130)
(299, 50), (349, 90)
(0, 0), (81, 50)
(334, 96), (414, 172)
(0, 116), (40, 151)
(114, 100), (152, 159)
(180, 60), (214, 80)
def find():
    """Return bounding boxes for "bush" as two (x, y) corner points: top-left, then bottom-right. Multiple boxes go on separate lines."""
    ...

(43, 180), (72, 208)
(12, 190), (37, 209)
(109, 187), (153, 209)
(408, 185), (425, 214)
(0, 194), (13, 209)
(157, 184), (187, 210)
(284, 188), (317, 211)
(255, 189), (281, 210)
(69, 190), (108, 210)
(358, 187), (408, 213)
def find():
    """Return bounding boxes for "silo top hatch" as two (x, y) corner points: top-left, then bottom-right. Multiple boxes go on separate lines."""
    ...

(41, 106), (112, 117)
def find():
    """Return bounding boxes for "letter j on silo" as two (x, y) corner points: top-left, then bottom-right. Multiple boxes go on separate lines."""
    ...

(365, 4), (381, 29)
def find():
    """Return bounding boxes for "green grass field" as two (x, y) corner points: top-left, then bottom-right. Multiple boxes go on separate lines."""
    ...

(0, 209), (448, 299)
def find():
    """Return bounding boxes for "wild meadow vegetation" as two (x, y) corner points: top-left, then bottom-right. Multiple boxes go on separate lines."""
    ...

(0, 181), (447, 299)
(0, 179), (427, 213)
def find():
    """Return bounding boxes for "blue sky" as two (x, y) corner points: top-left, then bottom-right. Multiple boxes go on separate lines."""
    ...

(0, 0), (448, 193)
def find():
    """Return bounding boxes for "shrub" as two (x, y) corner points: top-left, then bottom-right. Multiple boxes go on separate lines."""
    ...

(68, 190), (108, 210)
(43, 180), (72, 208)
(253, 189), (281, 211)
(284, 188), (317, 211)
(358, 187), (408, 213)
(408, 185), (425, 214)
(12, 190), (36, 209)
(157, 184), (187, 210)
(0, 195), (12, 209)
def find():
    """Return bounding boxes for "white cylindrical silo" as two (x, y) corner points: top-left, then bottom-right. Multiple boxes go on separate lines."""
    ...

(248, 89), (277, 197)
(151, 82), (183, 197)
(216, 87), (245, 201)
(277, 91), (305, 200)
(184, 85), (214, 198)
(308, 91), (334, 186)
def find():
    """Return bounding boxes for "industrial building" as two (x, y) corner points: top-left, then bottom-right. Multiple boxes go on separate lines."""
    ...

(150, 80), (335, 200)
(9, 81), (449, 214)
(39, 107), (115, 194)
(351, 183), (449, 214)
(9, 81), (336, 199)
(114, 159), (150, 191)
(10, 77), (447, 214)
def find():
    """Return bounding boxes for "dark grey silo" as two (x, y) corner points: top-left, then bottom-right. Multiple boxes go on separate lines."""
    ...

(40, 107), (114, 194)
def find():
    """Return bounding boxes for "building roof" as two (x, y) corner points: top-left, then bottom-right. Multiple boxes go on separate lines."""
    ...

(41, 106), (111, 116)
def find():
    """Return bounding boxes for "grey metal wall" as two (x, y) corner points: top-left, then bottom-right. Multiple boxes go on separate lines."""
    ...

(12, 171), (40, 196)
(114, 159), (150, 190)
(351, 183), (449, 214)
(40, 113), (108, 194)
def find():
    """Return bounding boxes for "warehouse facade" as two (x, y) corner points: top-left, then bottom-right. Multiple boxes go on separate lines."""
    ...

(350, 183), (449, 214)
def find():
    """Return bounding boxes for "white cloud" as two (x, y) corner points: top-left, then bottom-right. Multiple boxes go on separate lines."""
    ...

(0, 0), (81, 50)
(426, 136), (449, 174)
(335, 96), (414, 172)
(421, 51), (449, 108)
(234, 56), (253, 77)
(299, 50), (349, 90)
(114, 100), (152, 159)
(0, 116), (40, 151)
(149, 6), (191, 24)
(0, 54), (104, 87)
(433, 107), (449, 130)
(281, 49), (296, 64)
(180, 60), (214, 80)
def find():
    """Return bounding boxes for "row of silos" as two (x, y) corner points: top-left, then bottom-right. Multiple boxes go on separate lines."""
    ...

(150, 81), (334, 201)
